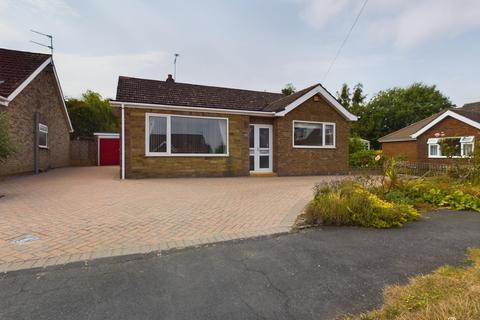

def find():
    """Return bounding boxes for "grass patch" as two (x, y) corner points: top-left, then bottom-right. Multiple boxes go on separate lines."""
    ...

(341, 247), (480, 320)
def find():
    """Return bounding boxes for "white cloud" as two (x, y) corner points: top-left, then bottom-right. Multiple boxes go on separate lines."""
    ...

(54, 52), (169, 99)
(299, 0), (480, 48)
(22, 0), (78, 17)
(299, 0), (350, 29)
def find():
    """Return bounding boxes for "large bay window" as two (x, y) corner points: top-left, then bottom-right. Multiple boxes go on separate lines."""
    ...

(146, 113), (228, 156)
(293, 121), (335, 148)
(427, 136), (474, 158)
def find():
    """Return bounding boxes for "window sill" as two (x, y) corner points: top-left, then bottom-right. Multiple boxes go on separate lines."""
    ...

(292, 145), (336, 149)
(39, 146), (49, 149)
(145, 153), (229, 157)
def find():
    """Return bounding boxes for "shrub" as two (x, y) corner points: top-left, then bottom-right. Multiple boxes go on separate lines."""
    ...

(350, 150), (385, 167)
(386, 177), (480, 212)
(305, 180), (420, 228)
(349, 137), (368, 154)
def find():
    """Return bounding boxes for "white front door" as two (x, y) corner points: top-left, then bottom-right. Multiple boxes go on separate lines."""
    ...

(249, 124), (273, 172)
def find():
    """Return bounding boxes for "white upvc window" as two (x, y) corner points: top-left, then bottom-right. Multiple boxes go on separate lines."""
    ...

(38, 123), (48, 148)
(145, 113), (229, 157)
(292, 120), (336, 148)
(427, 136), (475, 158)
(460, 136), (475, 157)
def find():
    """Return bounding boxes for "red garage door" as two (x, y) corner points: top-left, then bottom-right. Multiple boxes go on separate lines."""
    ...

(99, 138), (120, 166)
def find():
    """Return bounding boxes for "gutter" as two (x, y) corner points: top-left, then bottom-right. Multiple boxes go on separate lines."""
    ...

(0, 96), (9, 106)
(110, 101), (276, 117)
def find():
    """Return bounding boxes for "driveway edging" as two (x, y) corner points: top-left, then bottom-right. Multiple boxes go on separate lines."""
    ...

(0, 225), (293, 274)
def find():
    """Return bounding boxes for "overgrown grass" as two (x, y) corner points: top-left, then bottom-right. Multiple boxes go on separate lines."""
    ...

(304, 180), (420, 228)
(341, 247), (480, 320)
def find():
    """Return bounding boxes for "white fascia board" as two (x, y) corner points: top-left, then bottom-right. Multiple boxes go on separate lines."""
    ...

(51, 63), (74, 133)
(410, 110), (480, 139)
(7, 58), (52, 102)
(111, 101), (276, 117)
(93, 132), (120, 137)
(274, 85), (358, 121)
(3, 57), (74, 133)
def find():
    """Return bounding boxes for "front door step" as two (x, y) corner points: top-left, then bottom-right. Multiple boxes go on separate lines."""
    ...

(249, 172), (278, 177)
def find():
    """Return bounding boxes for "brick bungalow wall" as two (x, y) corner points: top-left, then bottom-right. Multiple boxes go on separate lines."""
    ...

(381, 116), (480, 163)
(123, 94), (350, 178)
(417, 117), (480, 163)
(124, 108), (250, 178)
(275, 95), (350, 175)
(382, 141), (417, 161)
(0, 66), (71, 176)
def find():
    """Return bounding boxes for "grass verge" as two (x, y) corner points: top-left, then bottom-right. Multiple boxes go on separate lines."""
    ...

(341, 247), (480, 320)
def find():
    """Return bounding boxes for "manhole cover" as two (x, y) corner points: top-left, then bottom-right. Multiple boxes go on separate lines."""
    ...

(12, 234), (40, 245)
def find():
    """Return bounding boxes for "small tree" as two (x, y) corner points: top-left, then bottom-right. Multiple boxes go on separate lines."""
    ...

(0, 112), (15, 162)
(337, 83), (351, 109)
(281, 83), (296, 96)
(66, 90), (118, 139)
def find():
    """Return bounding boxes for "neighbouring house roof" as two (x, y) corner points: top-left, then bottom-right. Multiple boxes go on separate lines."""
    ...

(0, 48), (73, 132)
(378, 107), (480, 143)
(462, 101), (480, 111)
(113, 76), (357, 121)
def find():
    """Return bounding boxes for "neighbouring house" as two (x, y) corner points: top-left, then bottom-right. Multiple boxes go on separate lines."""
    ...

(379, 103), (480, 163)
(111, 75), (358, 179)
(0, 48), (73, 176)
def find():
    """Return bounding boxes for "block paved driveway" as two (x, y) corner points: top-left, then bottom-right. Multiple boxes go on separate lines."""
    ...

(0, 167), (342, 272)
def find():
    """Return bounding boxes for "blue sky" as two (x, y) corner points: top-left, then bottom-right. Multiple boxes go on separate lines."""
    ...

(1, 0), (479, 106)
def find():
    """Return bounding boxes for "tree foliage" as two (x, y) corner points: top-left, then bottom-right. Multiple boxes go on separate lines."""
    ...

(66, 91), (118, 139)
(338, 82), (451, 148)
(0, 112), (15, 162)
(357, 83), (451, 147)
(281, 83), (296, 96)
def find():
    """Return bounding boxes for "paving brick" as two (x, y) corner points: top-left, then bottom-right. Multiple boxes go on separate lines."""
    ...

(0, 166), (346, 271)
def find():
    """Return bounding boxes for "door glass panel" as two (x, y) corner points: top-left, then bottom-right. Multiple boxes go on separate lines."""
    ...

(250, 156), (255, 171)
(259, 156), (269, 169)
(259, 128), (269, 148)
(249, 125), (255, 148)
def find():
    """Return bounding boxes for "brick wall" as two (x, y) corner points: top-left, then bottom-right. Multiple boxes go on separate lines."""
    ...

(70, 139), (97, 166)
(382, 140), (417, 161)
(417, 116), (480, 164)
(274, 95), (350, 176)
(124, 108), (250, 178)
(0, 66), (71, 176)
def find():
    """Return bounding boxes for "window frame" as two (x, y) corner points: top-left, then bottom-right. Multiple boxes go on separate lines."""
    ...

(292, 120), (336, 149)
(38, 123), (48, 149)
(427, 136), (475, 158)
(145, 113), (229, 157)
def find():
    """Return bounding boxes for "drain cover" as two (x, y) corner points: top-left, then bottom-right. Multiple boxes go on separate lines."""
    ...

(12, 234), (39, 245)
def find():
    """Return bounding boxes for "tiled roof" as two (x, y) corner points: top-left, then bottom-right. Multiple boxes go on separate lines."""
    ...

(0, 48), (51, 98)
(379, 107), (480, 142)
(462, 101), (480, 111)
(114, 76), (325, 113)
(115, 76), (285, 112)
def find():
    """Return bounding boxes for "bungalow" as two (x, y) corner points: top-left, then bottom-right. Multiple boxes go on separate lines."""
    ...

(0, 48), (73, 176)
(111, 75), (357, 179)
(379, 103), (480, 163)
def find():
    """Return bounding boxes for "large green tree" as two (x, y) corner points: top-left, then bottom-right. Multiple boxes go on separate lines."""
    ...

(66, 91), (118, 139)
(356, 83), (451, 147)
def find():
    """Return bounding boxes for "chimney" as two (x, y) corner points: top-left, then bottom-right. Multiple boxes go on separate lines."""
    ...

(166, 74), (175, 83)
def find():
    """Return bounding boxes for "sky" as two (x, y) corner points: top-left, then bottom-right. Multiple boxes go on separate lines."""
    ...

(1, 0), (479, 106)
